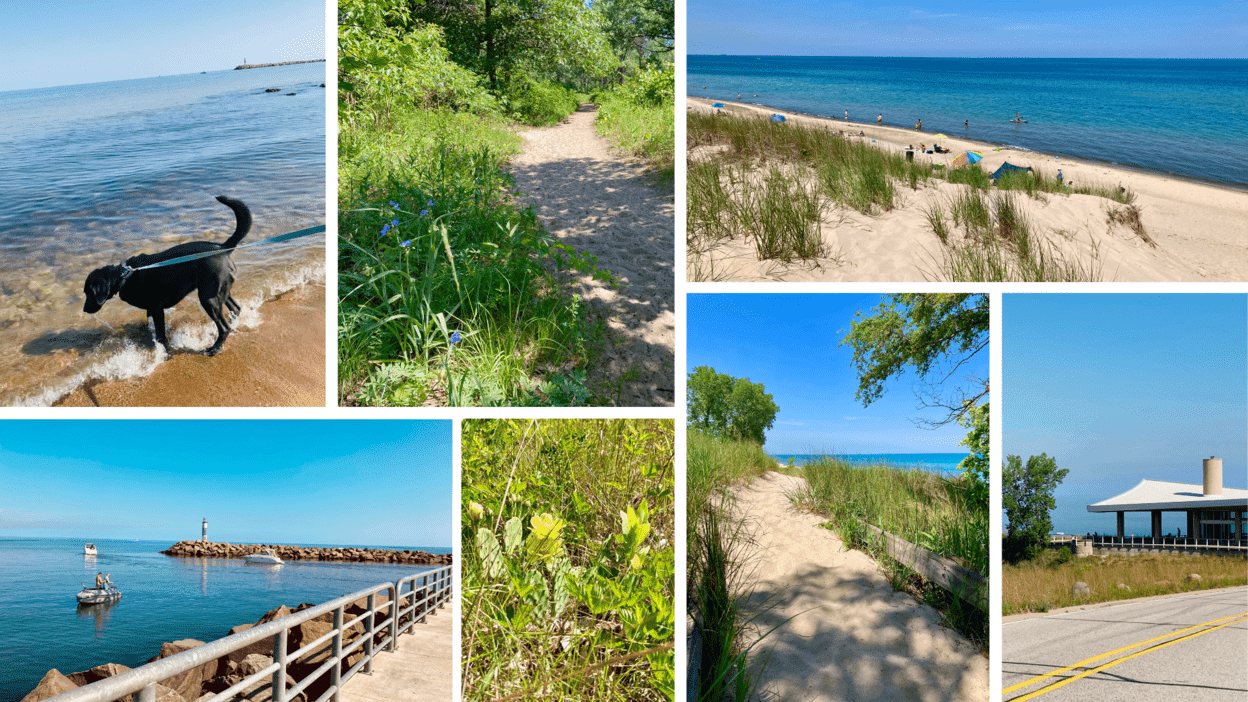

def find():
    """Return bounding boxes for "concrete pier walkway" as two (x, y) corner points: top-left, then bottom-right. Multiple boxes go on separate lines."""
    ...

(340, 598), (454, 702)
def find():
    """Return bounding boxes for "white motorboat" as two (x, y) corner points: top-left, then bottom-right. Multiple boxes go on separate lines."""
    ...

(83, 543), (97, 556)
(77, 586), (122, 605)
(243, 549), (283, 565)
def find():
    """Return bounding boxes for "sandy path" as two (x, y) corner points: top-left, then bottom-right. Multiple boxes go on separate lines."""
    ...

(728, 471), (987, 702)
(509, 105), (674, 406)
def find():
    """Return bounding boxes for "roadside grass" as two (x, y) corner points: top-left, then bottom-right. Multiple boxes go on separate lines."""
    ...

(339, 107), (616, 406)
(687, 111), (1136, 279)
(687, 431), (777, 701)
(462, 419), (675, 702)
(791, 456), (989, 647)
(1003, 552), (1248, 615)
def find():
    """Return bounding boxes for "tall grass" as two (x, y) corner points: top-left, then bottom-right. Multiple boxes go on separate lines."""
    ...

(339, 108), (610, 406)
(687, 431), (776, 701)
(594, 63), (675, 183)
(792, 456), (988, 646)
(1003, 553), (1248, 615)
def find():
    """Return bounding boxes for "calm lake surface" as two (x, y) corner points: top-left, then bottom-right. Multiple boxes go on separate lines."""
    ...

(689, 56), (1248, 188)
(770, 452), (970, 476)
(0, 64), (326, 405)
(0, 538), (448, 702)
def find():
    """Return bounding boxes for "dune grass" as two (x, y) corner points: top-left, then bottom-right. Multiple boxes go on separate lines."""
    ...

(687, 111), (1137, 280)
(791, 456), (989, 647)
(462, 419), (675, 701)
(1003, 551), (1248, 615)
(687, 431), (777, 701)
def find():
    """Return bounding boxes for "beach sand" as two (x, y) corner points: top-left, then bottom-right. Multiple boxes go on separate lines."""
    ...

(54, 282), (325, 407)
(727, 470), (987, 701)
(509, 105), (675, 406)
(688, 97), (1248, 282)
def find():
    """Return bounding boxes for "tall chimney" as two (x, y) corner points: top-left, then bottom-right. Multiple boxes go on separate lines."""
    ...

(1203, 457), (1222, 496)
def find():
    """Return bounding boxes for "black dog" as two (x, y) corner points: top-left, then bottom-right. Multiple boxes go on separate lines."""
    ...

(83, 195), (251, 356)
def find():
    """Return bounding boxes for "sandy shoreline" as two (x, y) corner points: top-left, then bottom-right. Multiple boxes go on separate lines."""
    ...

(688, 96), (1248, 281)
(54, 282), (325, 407)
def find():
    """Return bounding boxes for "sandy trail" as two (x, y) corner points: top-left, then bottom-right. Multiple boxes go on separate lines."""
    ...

(509, 105), (674, 406)
(727, 471), (986, 702)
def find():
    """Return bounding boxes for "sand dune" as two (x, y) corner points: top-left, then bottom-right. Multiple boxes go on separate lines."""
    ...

(688, 97), (1248, 282)
(728, 471), (987, 702)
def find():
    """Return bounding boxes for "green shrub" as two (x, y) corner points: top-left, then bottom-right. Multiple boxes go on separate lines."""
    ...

(503, 77), (581, 126)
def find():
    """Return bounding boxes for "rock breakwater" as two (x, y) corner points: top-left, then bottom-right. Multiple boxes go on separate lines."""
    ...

(233, 59), (326, 70)
(161, 540), (452, 565)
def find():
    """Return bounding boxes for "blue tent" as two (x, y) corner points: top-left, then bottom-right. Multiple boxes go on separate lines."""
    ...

(711, 103), (725, 108)
(770, 114), (786, 123)
(991, 162), (1033, 180)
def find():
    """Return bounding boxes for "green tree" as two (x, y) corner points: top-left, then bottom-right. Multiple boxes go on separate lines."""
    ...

(841, 293), (988, 426)
(687, 366), (778, 445)
(1003, 453), (1069, 562)
(408, 0), (617, 91)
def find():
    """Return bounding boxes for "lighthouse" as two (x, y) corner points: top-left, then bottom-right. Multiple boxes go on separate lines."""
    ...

(202, 517), (208, 543)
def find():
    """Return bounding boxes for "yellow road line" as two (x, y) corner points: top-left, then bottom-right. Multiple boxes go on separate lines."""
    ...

(1007, 614), (1248, 702)
(1003, 612), (1248, 694)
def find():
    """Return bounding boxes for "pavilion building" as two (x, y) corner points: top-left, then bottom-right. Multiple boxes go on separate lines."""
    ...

(1087, 457), (1246, 542)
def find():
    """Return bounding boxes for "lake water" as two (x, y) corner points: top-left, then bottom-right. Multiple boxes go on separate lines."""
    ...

(770, 452), (970, 477)
(0, 538), (449, 702)
(688, 56), (1248, 188)
(0, 64), (326, 405)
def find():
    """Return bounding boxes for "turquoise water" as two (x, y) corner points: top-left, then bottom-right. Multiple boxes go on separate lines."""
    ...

(689, 56), (1248, 188)
(0, 538), (448, 702)
(0, 64), (326, 404)
(769, 452), (970, 476)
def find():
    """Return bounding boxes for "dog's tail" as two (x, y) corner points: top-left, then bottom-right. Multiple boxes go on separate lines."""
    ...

(215, 195), (252, 249)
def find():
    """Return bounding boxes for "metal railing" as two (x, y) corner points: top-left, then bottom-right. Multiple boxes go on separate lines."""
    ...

(47, 565), (452, 702)
(1086, 535), (1247, 551)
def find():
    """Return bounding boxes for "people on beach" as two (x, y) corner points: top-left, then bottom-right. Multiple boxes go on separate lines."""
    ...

(916, 119), (922, 131)
(845, 109), (849, 121)
(1057, 169), (1064, 184)
(877, 114), (882, 125)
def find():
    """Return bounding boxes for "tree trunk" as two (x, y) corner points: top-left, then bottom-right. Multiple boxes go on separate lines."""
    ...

(485, 0), (496, 90)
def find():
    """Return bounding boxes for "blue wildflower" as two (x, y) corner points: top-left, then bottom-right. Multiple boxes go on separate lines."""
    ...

(381, 224), (391, 235)
(400, 239), (412, 248)
(391, 219), (400, 226)
(450, 331), (461, 345)
(389, 200), (399, 210)
(428, 199), (434, 206)
(420, 209), (428, 216)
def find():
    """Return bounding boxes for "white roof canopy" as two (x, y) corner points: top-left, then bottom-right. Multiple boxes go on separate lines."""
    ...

(1087, 479), (1248, 513)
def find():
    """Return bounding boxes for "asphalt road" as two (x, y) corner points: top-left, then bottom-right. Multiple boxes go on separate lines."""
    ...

(1003, 587), (1248, 702)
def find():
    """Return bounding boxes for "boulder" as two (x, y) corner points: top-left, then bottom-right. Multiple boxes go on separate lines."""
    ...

(231, 655), (301, 702)
(144, 639), (215, 702)
(1186, 573), (1202, 583)
(1072, 581), (1091, 598)
(67, 662), (131, 687)
(20, 670), (79, 702)
(264, 88), (280, 93)
(1116, 583), (1131, 592)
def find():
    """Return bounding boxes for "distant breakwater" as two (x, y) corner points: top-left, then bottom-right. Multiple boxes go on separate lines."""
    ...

(161, 541), (452, 565)
(233, 59), (326, 70)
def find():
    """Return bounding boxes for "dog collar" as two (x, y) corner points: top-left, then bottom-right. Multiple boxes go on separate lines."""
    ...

(119, 263), (135, 284)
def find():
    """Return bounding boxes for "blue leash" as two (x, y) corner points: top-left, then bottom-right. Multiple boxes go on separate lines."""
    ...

(119, 224), (325, 282)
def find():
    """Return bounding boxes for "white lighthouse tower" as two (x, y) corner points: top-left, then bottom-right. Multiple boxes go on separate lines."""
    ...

(202, 517), (208, 543)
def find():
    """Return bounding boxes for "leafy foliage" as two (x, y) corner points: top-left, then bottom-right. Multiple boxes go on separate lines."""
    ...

(1003, 453), (1070, 563)
(462, 419), (674, 701)
(686, 366), (779, 445)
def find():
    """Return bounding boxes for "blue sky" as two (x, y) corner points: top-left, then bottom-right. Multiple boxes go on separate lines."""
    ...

(1003, 294), (1247, 536)
(0, 0), (324, 92)
(0, 421), (452, 548)
(687, 293), (987, 455)
(689, 0), (1248, 58)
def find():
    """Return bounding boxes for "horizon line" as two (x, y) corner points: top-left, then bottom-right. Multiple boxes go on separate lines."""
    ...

(0, 58), (327, 95)
(688, 54), (1247, 61)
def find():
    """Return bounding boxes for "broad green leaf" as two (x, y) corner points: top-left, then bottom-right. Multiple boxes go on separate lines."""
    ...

(503, 516), (523, 554)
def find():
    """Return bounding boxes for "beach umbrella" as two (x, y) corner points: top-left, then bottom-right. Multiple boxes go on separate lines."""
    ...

(770, 114), (786, 123)
(711, 103), (725, 108)
(934, 133), (948, 138)
(952, 151), (984, 167)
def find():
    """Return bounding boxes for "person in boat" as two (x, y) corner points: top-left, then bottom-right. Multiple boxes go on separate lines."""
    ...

(103, 573), (113, 587)
(95, 572), (104, 589)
